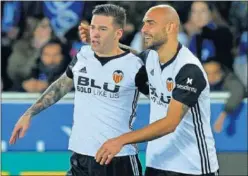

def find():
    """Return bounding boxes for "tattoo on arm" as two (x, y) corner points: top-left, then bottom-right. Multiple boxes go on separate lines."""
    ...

(181, 104), (189, 119)
(24, 73), (73, 117)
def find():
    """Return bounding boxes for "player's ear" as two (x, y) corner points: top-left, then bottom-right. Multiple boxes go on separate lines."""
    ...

(115, 28), (123, 40)
(166, 22), (175, 34)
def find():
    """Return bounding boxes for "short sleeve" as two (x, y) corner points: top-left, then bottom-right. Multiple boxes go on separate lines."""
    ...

(66, 56), (78, 79)
(172, 64), (207, 107)
(135, 66), (149, 95)
(65, 45), (90, 78)
(137, 49), (151, 66)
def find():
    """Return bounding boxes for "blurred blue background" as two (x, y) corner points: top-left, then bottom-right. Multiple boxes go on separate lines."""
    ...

(2, 99), (247, 152)
(1, 1), (247, 175)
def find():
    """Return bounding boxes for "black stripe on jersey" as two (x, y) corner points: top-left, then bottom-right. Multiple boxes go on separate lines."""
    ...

(197, 102), (211, 172)
(66, 56), (78, 78)
(191, 107), (205, 174)
(191, 104), (211, 174)
(129, 90), (139, 153)
(129, 90), (139, 129)
(194, 106), (209, 174)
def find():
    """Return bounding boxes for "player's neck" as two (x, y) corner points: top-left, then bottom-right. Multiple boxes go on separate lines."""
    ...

(95, 45), (124, 58)
(158, 40), (179, 64)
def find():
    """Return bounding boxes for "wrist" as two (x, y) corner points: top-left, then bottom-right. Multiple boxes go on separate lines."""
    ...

(23, 112), (33, 119)
(117, 134), (129, 146)
(26, 114), (32, 119)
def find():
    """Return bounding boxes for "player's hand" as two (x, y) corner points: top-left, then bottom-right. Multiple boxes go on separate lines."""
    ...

(95, 138), (124, 165)
(9, 115), (31, 144)
(78, 22), (90, 43)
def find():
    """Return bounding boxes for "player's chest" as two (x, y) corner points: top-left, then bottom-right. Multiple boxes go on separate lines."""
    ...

(72, 59), (135, 88)
(146, 61), (177, 106)
(147, 61), (176, 92)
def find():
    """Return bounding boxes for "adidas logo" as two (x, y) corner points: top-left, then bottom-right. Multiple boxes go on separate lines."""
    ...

(79, 67), (87, 73)
(150, 69), (154, 76)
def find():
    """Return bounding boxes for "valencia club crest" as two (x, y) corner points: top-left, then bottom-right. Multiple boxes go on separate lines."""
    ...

(113, 70), (124, 83)
(166, 77), (174, 92)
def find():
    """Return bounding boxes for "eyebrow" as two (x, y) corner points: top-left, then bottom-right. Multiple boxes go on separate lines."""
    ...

(90, 24), (108, 28)
(143, 19), (156, 23)
(99, 26), (108, 28)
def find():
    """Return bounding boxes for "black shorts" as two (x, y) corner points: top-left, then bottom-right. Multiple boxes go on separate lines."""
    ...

(66, 152), (142, 176)
(145, 167), (219, 176)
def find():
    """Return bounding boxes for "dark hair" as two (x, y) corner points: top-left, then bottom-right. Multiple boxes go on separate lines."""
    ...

(41, 38), (70, 57)
(41, 39), (62, 51)
(92, 4), (126, 29)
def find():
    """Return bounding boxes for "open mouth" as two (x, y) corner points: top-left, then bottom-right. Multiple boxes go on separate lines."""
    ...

(91, 40), (100, 45)
(144, 35), (152, 40)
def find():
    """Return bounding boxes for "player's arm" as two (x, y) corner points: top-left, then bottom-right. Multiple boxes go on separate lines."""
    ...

(95, 98), (189, 165)
(119, 43), (139, 55)
(23, 73), (73, 117)
(134, 50), (151, 97)
(117, 64), (206, 143)
(95, 64), (207, 164)
(135, 66), (149, 96)
(18, 56), (77, 118)
(119, 99), (188, 143)
(9, 57), (77, 144)
(9, 73), (73, 144)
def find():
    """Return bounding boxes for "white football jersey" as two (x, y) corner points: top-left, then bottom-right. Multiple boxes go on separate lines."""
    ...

(141, 44), (219, 175)
(66, 45), (148, 156)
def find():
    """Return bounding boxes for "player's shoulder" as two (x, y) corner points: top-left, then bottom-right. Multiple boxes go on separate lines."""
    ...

(77, 44), (94, 60)
(116, 49), (144, 66)
(136, 49), (158, 64)
(78, 44), (92, 53)
(177, 45), (204, 70)
(124, 51), (145, 66)
(175, 45), (207, 79)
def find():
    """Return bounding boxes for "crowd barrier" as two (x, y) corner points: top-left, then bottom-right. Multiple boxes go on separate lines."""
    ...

(2, 92), (247, 152)
(1, 92), (247, 175)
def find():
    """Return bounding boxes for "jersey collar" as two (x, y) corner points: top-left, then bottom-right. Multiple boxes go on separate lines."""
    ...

(94, 51), (130, 66)
(160, 43), (182, 71)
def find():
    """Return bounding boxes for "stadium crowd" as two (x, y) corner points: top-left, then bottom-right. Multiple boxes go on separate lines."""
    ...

(1, 1), (247, 131)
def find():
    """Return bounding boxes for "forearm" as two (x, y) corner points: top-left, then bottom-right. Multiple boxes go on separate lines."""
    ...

(224, 75), (245, 113)
(24, 73), (73, 117)
(119, 101), (188, 145)
(224, 89), (245, 113)
(119, 117), (175, 145)
(119, 43), (139, 55)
